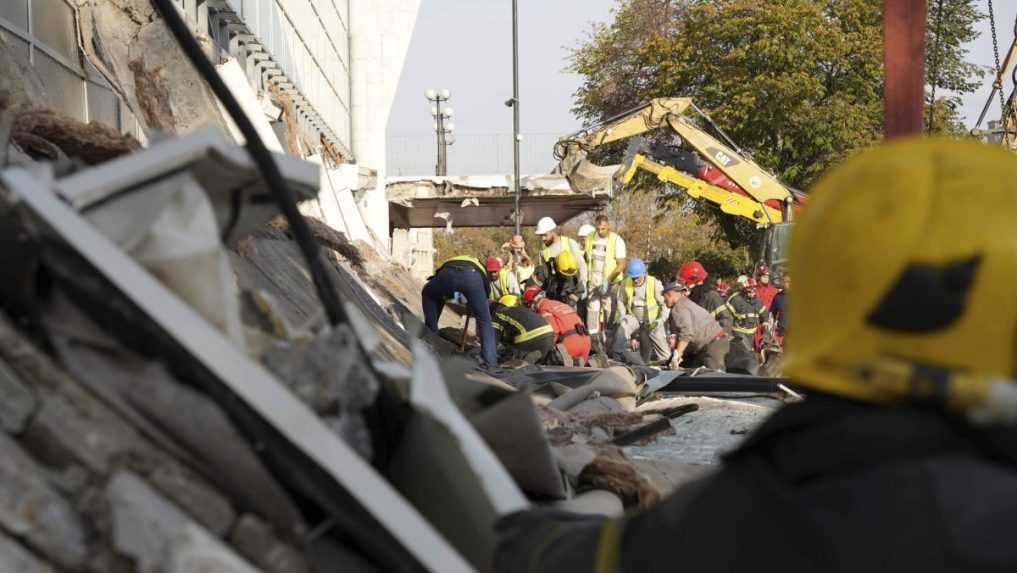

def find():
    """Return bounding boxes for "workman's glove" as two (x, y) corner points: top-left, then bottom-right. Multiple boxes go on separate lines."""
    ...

(669, 353), (682, 370)
(598, 282), (610, 297)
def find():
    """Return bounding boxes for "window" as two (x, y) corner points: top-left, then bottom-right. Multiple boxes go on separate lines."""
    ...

(0, 0), (126, 131)
(0, 1), (29, 32)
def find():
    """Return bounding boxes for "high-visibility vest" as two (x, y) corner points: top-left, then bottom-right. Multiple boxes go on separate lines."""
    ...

(540, 237), (579, 266)
(489, 268), (512, 299)
(584, 232), (621, 283)
(623, 276), (660, 323)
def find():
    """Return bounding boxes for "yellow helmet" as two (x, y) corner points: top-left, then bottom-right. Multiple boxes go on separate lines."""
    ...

(556, 249), (578, 277)
(784, 138), (1017, 423)
(499, 294), (520, 307)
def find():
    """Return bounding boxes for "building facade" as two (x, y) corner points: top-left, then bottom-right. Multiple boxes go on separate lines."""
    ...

(1, 0), (421, 254)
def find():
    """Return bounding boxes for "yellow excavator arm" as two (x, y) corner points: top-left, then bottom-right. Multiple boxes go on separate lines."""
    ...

(620, 154), (784, 224)
(556, 98), (794, 218)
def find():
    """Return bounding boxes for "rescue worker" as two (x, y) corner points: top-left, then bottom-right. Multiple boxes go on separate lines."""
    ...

(679, 260), (733, 334)
(421, 255), (497, 367)
(725, 276), (769, 375)
(489, 294), (555, 364)
(534, 216), (587, 296)
(523, 285), (591, 365)
(714, 278), (730, 298)
(615, 258), (669, 363)
(496, 138), (1017, 572)
(770, 274), (790, 341)
(486, 256), (520, 300)
(542, 249), (583, 306)
(661, 280), (729, 370)
(583, 214), (627, 353)
(500, 234), (535, 285)
(753, 264), (780, 309)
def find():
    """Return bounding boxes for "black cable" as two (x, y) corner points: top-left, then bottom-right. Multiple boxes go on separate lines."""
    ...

(150, 0), (345, 327)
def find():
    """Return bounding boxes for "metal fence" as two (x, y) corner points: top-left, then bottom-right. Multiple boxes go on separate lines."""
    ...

(387, 132), (563, 177)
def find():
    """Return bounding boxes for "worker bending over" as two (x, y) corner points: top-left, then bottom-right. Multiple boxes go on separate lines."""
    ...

(421, 256), (497, 367)
(495, 138), (1017, 572)
(615, 259), (669, 363)
(535, 217), (587, 296)
(662, 280), (729, 370)
(583, 215), (627, 353)
(523, 286), (591, 366)
(489, 295), (554, 364)
(725, 276), (769, 375)
(486, 257), (521, 300)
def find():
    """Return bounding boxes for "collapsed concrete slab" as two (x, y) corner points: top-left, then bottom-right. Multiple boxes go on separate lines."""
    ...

(386, 174), (611, 229)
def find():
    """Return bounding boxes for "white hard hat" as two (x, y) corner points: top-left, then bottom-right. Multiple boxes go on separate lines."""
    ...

(535, 217), (557, 235)
(736, 275), (750, 288)
(577, 224), (595, 238)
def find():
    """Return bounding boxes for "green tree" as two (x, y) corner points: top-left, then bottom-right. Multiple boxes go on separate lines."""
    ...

(571, 0), (987, 242)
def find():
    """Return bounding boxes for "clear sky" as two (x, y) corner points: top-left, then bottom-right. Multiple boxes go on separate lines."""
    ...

(387, 1), (1017, 177)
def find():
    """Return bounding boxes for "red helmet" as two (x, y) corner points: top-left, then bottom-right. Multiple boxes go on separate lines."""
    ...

(486, 257), (502, 272)
(715, 279), (730, 296)
(678, 261), (708, 284)
(755, 264), (770, 277)
(522, 285), (542, 304)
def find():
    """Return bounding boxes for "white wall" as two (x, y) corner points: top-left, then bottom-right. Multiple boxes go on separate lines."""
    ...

(350, 0), (421, 249)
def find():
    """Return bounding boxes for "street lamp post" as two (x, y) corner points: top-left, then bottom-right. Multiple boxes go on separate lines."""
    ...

(426, 89), (454, 176)
(511, 0), (521, 234)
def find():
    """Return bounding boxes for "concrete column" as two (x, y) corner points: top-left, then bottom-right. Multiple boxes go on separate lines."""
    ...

(350, 0), (422, 249)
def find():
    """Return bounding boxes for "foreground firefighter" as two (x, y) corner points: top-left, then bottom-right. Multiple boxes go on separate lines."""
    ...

(490, 295), (555, 363)
(495, 138), (1017, 572)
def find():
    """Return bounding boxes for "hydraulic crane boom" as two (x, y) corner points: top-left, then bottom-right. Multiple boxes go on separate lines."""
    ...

(555, 97), (797, 224)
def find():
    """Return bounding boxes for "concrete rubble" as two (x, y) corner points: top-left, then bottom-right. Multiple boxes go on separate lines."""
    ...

(0, 13), (797, 573)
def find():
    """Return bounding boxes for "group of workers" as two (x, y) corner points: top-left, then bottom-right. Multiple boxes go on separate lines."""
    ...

(421, 213), (788, 372)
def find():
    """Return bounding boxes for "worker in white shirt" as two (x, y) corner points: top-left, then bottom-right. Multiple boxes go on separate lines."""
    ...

(582, 214), (627, 353)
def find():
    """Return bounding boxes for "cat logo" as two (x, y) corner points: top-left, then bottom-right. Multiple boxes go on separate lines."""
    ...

(707, 147), (740, 168)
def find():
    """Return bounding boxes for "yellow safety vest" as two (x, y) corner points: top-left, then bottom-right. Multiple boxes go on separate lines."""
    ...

(540, 237), (579, 266)
(489, 268), (512, 298)
(584, 232), (621, 283)
(623, 276), (660, 323)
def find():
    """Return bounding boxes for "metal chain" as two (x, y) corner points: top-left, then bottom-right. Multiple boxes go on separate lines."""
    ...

(988, 0), (1007, 122)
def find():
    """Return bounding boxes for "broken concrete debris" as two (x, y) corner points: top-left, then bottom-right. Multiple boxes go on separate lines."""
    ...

(0, 14), (793, 572)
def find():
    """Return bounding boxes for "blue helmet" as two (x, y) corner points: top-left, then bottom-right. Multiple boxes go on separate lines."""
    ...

(626, 258), (646, 278)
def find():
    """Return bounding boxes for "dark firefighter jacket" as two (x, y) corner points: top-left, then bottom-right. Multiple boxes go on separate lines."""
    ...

(490, 304), (554, 347)
(725, 291), (768, 338)
(495, 393), (1017, 573)
(689, 283), (733, 332)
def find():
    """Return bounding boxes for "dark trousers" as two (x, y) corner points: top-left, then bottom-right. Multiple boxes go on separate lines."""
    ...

(689, 335), (731, 371)
(504, 335), (555, 364)
(421, 267), (498, 367)
(725, 333), (757, 375)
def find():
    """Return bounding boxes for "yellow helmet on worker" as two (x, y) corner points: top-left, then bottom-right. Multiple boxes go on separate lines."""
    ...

(784, 138), (1017, 422)
(498, 294), (520, 307)
(556, 249), (579, 277)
